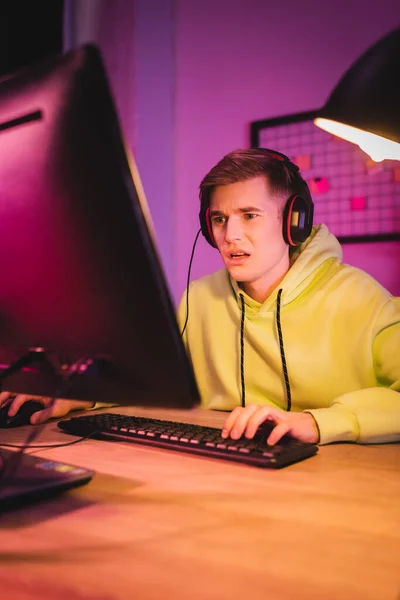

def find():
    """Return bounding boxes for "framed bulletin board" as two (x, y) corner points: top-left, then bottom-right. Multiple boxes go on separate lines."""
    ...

(250, 110), (400, 243)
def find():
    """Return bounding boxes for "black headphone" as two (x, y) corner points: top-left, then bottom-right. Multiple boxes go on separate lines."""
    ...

(199, 148), (314, 248)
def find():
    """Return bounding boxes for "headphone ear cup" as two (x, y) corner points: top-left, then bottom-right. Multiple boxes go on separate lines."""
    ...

(283, 194), (314, 246)
(199, 205), (217, 247)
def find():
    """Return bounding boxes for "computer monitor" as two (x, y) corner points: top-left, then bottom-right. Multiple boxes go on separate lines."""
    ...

(0, 44), (199, 409)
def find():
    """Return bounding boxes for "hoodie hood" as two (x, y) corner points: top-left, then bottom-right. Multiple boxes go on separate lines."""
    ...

(230, 224), (343, 313)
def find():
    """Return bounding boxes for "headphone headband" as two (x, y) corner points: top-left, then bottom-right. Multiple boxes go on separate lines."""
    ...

(259, 148), (299, 169)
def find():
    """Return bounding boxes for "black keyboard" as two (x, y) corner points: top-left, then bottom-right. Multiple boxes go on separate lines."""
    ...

(58, 412), (318, 468)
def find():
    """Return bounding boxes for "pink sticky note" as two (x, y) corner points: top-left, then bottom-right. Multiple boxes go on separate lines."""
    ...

(308, 177), (330, 194)
(350, 196), (367, 210)
(293, 154), (311, 170)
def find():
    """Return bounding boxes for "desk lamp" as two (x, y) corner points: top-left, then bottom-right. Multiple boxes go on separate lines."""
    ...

(314, 27), (400, 162)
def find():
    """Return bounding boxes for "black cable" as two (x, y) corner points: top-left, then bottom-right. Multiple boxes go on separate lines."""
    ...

(276, 289), (292, 411)
(239, 293), (246, 407)
(0, 432), (95, 449)
(180, 228), (201, 337)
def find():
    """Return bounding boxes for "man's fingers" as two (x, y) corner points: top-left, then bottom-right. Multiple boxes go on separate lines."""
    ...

(7, 394), (34, 416)
(244, 407), (280, 439)
(30, 401), (59, 424)
(221, 406), (244, 438)
(222, 404), (292, 443)
(267, 420), (290, 446)
(30, 407), (53, 424)
(230, 405), (261, 439)
(0, 391), (14, 408)
(30, 399), (70, 424)
(222, 404), (259, 439)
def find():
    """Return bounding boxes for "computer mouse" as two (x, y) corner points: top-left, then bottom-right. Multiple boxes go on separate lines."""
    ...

(0, 400), (45, 428)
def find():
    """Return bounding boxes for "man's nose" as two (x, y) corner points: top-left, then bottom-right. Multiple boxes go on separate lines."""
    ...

(225, 217), (243, 242)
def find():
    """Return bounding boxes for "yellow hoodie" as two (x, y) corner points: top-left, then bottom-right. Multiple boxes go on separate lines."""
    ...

(177, 224), (400, 445)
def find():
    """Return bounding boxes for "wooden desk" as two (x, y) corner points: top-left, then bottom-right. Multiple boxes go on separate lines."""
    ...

(0, 406), (399, 600)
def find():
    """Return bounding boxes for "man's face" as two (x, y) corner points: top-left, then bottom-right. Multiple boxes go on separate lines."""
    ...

(209, 176), (289, 299)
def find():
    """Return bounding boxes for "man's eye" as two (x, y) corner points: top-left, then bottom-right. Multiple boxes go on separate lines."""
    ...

(244, 213), (258, 220)
(212, 216), (226, 225)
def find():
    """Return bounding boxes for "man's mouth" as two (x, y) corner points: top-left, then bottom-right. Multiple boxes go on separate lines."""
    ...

(226, 251), (250, 263)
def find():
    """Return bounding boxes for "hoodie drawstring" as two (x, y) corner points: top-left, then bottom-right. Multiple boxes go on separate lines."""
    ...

(239, 293), (246, 407)
(238, 288), (292, 412)
(276, 289), (292, 411)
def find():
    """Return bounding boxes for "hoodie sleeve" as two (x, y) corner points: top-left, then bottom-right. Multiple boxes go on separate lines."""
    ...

(306, 298), (400, 445)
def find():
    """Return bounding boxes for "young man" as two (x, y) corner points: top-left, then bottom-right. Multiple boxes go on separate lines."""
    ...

(1, 148), (399, 443)
(177, 148), (400, 446)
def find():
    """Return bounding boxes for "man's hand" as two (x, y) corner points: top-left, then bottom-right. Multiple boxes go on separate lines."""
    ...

(221, 404), (320, 445)
(0, 391), (94, 425)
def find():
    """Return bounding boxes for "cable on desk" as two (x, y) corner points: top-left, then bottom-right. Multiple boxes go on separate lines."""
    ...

(0, 431), (97, 449)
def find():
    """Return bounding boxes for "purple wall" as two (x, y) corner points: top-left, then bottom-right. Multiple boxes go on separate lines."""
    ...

(133, 0), (175, 287)
(173, 0), (400, 302)
(64, 0), (176, 287)
(63, 0), (400, 301)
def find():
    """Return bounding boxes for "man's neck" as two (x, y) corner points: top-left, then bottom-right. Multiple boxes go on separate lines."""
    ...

(239, 256), (290, 304)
